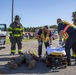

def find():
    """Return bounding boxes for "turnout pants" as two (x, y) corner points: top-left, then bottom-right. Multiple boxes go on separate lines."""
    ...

(65, 34), (76, 64)
(72, 42), (76, 62)
(38, 41), (50, 56)
(10, 53), (36, 69)
(10, 37), (22, 54)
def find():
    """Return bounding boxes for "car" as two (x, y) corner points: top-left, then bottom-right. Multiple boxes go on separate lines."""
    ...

(51, 31), (59, 40)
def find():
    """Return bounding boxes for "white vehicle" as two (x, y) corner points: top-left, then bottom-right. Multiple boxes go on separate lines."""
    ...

(0, 24), (7, 49)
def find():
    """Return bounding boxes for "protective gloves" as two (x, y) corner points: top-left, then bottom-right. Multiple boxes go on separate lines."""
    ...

(49, 44), (52, 48)
(59, 40), (63, 47)
(59, 40), (62, 45)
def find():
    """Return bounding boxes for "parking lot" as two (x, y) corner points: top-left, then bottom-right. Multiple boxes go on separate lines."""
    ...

(0, 40), (76, 75)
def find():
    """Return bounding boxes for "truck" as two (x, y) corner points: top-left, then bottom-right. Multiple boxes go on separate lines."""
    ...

(0, 24), (7, 49)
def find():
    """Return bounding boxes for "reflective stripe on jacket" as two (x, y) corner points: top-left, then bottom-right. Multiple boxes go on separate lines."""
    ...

(39, 29), (50, 42)
(62, 21), (76, 40)
(8, 22), (24, 37)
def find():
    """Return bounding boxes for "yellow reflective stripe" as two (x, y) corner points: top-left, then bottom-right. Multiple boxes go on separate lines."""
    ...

(22, 32), (24, 33)
(21, 32), (24, 35)
(14, 28), (22, 31)
(8, 31), (12, 34)
(41, 34), (44, 38)
(11, 50), (15, 52)
(9, 27), (12, 30)
(63, 36), (66, 40)
(21, 28), (24, 30)
(13, 34), (21, 37)
(41, 34), (45, 42)
(41, 34), (49, 42)
(63, 32), (69, 40)
(63, 20), (76, 28)
(18, 49), (22, 52)
(72, 53), (76, 57)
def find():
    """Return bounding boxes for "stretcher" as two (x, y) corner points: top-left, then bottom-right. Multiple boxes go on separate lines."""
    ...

(45, 47), (67, 69)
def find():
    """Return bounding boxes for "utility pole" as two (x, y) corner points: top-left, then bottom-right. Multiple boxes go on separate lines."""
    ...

(11, 0), (14, 23)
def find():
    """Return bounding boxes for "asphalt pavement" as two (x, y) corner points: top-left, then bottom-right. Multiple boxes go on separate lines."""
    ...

(0, 40), (76, 75)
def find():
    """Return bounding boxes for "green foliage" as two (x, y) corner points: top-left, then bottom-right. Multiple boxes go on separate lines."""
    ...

(7, 25), (57, 32)
(24, 26), (42, 32)
(50, 25), (58, 28)
(24, 25), (57, 32)
(6, 37), (36, 44)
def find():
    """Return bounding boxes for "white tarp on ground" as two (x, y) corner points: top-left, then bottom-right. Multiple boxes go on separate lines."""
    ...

(46, 47), (66, 55)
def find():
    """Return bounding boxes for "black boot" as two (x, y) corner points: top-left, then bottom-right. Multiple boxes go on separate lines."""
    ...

(73, 58), (76, 65)
(10, 52), (15, 55)
(18, 52), (23, 55)
(39, 55), (41, 58)
(67, 58), (71, 66)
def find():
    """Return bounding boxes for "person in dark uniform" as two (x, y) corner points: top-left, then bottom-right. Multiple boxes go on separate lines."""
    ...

(7, 51), (38, 70)
(37, 25), (52, 58)
(57, 18), (76, 66)
(8, 15), (24, 55)
(71, 11), (76, 65)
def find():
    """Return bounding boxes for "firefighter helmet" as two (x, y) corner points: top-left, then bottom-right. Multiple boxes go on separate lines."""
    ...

(14, 15), (21, 20)
(72, 11), (76, 17)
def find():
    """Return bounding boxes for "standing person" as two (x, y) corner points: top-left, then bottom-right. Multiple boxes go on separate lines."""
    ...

(37, 25), (52, 58)
(8, 15), (24, 55)
(57, 18), (76, 66)
(72, 11), (76, 64)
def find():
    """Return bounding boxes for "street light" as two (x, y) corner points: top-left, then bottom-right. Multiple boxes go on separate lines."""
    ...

(11, 0), (14, 23)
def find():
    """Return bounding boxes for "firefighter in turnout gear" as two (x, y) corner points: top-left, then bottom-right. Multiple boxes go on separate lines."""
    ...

(57, 18), (76, 66)
(72, 11), (76, 64)
(7, 51), (38, 69)
(37, 25), (52, 58)
(8, 15), (24, 55)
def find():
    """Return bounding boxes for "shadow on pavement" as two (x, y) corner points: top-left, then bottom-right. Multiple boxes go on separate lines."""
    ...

(0, 54), (19, 61)
(0, 54), (19, 56)
(0, 57), (11, 61)
(0, 61), (59, 74)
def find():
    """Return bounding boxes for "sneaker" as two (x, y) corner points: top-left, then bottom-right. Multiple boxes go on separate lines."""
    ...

(27, 60), (36, 69)
(8, 62), (18, 69)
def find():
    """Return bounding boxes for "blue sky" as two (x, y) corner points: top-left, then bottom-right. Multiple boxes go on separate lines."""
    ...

(0, 0), (76, 27)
